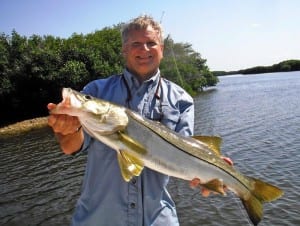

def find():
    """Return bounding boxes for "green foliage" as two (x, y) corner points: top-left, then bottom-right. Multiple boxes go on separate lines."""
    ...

(58, 60), (89, 88)
(0, 33), (11, 95)
(215, 59), (300, 76)
(161, 36), (217, 95)
(0, 28), (216, 125)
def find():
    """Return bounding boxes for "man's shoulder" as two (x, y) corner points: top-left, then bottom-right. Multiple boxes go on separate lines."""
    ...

(161, 78), (184, 91)
(161, 78), (193, 101)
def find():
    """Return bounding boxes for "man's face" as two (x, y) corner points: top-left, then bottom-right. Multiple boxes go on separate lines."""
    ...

(122, 26), (164, 81)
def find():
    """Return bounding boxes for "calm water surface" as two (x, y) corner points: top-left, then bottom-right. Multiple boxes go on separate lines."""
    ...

(1, 71), (299, 225)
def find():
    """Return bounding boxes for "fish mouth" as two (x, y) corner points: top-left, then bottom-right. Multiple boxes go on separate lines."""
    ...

(62, 88), (82, 108)
(62, 88), (71, 99)
(70, 94), (83, 108)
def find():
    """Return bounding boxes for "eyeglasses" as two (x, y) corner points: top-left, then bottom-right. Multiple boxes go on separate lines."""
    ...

(129, 41), (160, 49)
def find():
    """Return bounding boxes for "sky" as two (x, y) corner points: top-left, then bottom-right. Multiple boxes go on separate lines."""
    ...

(1, 0), (299, 71)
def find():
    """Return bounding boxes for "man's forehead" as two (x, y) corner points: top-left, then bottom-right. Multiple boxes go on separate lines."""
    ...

(128, 28), (160, 40)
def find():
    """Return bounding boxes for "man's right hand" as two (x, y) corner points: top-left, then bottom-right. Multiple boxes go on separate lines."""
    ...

(47, 102), (81, 135)
(47, 102), (83, 154)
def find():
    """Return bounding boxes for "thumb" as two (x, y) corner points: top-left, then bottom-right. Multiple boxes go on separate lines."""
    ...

(47, 103), (57, 110)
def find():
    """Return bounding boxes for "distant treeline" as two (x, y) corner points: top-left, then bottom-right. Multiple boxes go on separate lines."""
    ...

(0, 27), (217, 126)
(213, 59), (300, 76)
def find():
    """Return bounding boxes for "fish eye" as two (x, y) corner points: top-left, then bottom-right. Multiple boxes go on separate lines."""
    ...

(84, 95), (92, 100)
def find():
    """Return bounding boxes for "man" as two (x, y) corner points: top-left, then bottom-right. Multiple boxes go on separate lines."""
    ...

(48, 15), (230, 226)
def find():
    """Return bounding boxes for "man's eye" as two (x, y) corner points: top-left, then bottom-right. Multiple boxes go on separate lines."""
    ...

(147, 42), (157, 47)
(131, 42), (158, 48)
(132, 42), (141, 47)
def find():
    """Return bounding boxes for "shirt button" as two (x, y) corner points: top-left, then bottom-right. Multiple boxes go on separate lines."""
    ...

(131, 178), (136, 184)
(130, 202), (136, 209)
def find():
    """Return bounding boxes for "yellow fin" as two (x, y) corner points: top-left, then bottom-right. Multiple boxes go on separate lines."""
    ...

(202, 178), (226, 195)
(241, 177), (283, 226)
(241, 194), (263, 226)
(117, 150), (144, 182)
(118, 131), (147, 155)
(251, 177), (284, 202)
(193, 135), (222, 156)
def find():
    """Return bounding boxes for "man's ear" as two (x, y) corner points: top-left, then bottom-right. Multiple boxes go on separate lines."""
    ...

(160, 44), (164, 52)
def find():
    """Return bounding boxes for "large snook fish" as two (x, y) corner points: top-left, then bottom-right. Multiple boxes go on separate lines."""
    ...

(51, 88), (283, 226)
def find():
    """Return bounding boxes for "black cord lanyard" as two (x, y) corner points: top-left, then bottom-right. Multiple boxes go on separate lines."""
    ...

(122, 74), (164, 121)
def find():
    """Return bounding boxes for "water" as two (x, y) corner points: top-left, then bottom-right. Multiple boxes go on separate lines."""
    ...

(1, 71), (299, 225)
(0, 128), (86, 225)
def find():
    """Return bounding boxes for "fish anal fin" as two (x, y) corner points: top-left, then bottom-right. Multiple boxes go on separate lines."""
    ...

(117, 150), (144, 182)
(193, 135), (222, 156)
(202, 178), (226, 195)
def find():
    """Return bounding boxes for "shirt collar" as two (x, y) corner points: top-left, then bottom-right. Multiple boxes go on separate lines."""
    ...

(123, 69), (160, 90)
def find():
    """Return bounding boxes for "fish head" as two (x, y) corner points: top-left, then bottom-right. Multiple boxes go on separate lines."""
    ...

(62, 88), (111, 116)
(53, 88), (129, 135)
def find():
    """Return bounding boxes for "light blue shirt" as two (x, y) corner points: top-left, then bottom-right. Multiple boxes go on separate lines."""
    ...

(71, 69), (194, 226)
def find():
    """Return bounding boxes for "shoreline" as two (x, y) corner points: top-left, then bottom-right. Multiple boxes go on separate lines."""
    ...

(0, 117), (49, 137)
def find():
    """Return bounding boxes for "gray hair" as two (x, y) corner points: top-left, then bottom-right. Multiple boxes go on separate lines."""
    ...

(121, 15), (164, 44)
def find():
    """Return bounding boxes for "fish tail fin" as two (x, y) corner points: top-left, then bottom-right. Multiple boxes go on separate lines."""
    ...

(241, 177), (283, 226)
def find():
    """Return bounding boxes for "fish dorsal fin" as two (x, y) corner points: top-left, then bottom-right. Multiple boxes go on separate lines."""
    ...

(117, 150), (144, 182)
(193, 135), (222, 156)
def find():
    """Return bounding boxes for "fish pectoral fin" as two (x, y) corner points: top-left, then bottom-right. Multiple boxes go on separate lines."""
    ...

(116, 132), (147, 182)
(193, 135), (222, 156)
(117, 150), (144, 182)
(201, 178), (226, 195)
(118, 131), (147, 155)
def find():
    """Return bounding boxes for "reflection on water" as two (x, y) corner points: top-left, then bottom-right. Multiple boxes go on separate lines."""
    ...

(1, 71), (300, 225)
